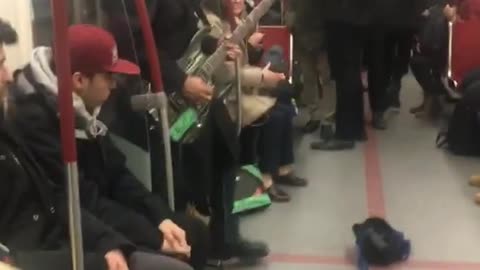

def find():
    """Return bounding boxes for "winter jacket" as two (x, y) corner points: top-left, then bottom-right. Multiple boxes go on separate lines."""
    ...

(102, 0), (201, 93)
(0, 119), (134, 256)
(11, 48), (174, 252)
(319, 0), (377, 25)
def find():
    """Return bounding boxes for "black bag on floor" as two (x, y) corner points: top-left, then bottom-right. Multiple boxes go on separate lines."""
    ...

(353, 217), (411, 269)
(437, 78), (480, 156)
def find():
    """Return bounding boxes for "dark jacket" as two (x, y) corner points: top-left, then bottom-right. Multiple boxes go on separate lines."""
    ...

(375, 0), (419, 27)
(0, 119), (134, 256)
(319, 0), (377, 25)
(12, 65), (174, 251)
(102, 0), (200, 93)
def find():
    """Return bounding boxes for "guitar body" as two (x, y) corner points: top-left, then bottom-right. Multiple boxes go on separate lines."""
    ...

(168, 0), (278, 144)
(168, 27), (212, 144)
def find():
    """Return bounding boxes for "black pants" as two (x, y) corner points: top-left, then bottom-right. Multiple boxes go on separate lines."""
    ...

(258, 103), (294, 175)
(92, 198), (208, 270)
(15, 250), (193, 270)
(410, 51), (445, 96)
(325, 21), (365, 140)
(181, 101), (240, 255)
(364, 25), (390, 113)
(385, 27), (414, 82)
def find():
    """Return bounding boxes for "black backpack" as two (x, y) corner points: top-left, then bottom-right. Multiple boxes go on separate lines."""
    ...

(353, 217), (411, 269)
(437, 76), (480, 156)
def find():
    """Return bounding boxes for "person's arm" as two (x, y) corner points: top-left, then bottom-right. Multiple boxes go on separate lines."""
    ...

(102, 135), (173, 226)
(11, 95), (65, 190)
(79, 209), (136, 256)
(159, 50), (188, 94)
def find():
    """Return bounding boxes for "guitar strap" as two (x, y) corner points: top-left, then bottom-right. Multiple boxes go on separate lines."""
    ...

(191, 0), (212, 28)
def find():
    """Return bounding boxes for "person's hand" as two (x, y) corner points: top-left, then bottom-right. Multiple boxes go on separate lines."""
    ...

(262, 63), (286, 88)
(183, 76), (213, 103)
(0, 262), (17, 270)
(161, 238), (191, 259)
(225, 41), (243, 61)
(104, 250), (129, 270)
(444, 4), (457, 22)
(248, 32), (265, 48)
(159, 219), (188, 248)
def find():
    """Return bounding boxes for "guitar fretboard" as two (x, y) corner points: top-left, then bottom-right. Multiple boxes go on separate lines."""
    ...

(199, 0), (276, 78)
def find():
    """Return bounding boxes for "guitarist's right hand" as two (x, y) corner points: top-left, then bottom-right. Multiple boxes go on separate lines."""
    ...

(183, 76), (213, 103)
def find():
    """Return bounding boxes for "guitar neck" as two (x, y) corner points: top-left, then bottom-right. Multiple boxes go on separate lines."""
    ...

(199, 0), (277, 78)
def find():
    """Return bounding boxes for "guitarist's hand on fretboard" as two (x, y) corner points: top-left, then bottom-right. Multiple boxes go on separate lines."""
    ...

(183, 76), (213, 103)
(225, 42), (243, 61)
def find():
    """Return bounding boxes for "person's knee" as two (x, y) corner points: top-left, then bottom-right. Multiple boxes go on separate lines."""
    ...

(172, 215), (209, 269)
(129, 252), (193, 270)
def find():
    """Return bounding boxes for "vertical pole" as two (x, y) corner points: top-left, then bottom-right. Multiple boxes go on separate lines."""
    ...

(133, 0), (175, 210)
(223, 0), (243, 135)
(50, 1), (84, 270)
(72, 0), (84, 23)
(448, 21), (453, 79)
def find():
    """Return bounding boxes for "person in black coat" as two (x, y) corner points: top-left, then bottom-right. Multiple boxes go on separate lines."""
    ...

(102, 0), (270, 261)
(311, 0), (376, 150)
(381, 0), (421, 110)
(0, 20), (193, 270)
(11, 24), (208, 270)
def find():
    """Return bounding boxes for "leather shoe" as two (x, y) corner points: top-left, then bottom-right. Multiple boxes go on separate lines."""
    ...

(311, 139), (355, 151)
(372, 112), (387, 130)
(274, 174), (308, 187)
(266, 184), (290, 202)
(216, 239), (269, 261)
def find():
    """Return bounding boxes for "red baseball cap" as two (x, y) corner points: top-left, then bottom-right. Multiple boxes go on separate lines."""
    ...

(68, 24), (140, 75)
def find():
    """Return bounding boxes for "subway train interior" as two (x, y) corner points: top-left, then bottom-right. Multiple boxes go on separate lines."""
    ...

(2, 0), (480, 270)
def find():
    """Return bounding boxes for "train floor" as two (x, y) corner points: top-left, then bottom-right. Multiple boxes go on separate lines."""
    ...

(225, 75), (480, 270)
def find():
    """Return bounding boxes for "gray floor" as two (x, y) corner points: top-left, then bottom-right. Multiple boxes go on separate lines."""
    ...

(227, 75), (480, 269)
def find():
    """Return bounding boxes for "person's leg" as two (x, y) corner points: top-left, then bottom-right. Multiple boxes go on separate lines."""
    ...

(366, 24), (389, 129)
(258, 106), (291, 202)
(273, 104), (307, 187)
(129, 251), (193, 270)
(209, 116), (269, 261)
(170, 214), (209, 270)
(312, 21), (364, 150)
(409, 52), (434, 114)
(15, 250), (106, 270)
(239, 126), (259, 165)
(389, 27), (414, 109)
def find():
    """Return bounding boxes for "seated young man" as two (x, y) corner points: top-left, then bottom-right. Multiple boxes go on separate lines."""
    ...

(0, 19), (193, 270)
(11, 24), (208, 270)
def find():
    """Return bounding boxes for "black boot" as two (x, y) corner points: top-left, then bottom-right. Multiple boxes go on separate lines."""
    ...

(372, 112), (387, 130)
(387, 78), (401, 110)
(319, 122), (335, 141)
(311, 139), (355, 151)
(221, 239), (270, 261)
(302, 120), (321, 133)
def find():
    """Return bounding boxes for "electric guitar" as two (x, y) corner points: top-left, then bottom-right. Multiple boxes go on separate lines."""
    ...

(168, 0), (277, 143)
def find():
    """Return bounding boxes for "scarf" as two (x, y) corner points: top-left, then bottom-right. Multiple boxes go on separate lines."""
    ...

(15, 47), (108, 138)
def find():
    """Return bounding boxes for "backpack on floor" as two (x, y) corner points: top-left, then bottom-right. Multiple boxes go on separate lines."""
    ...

(437, 78), (480, 156)
(232, 165), (271, 214)
(353, 218), (411, 270)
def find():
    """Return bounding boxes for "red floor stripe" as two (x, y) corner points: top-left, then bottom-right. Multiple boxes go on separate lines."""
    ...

(364, 127), (386, 217)
(269, 253), (480, 269)
(268, 253), (349, 266)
